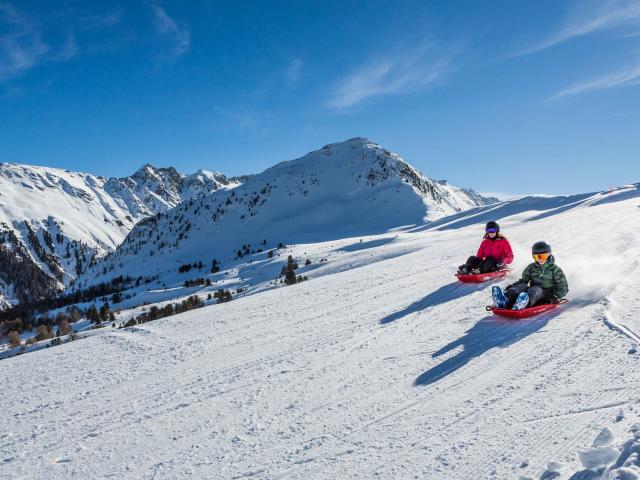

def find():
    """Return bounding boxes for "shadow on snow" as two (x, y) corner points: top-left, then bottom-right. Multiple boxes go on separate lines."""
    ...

(380, 281), (490, 325)
(407, 184), (640, 234)
(414, 307), (567, 387)
(338, 236), (397, 253)
(416, 194), (595, 233)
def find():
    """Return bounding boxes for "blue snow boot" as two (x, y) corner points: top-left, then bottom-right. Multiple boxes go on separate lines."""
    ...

(512, 292), (530, 310)
(492, 286), (507, 308)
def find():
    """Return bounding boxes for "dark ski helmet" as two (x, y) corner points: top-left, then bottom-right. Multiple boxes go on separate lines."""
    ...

(532, 241), (551, 255)
(485, 221), (500, 233)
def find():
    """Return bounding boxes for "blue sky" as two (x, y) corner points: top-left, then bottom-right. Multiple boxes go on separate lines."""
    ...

(1, 0), (639, 196)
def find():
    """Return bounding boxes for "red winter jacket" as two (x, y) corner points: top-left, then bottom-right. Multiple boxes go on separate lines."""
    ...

(476, 235), (514, 265)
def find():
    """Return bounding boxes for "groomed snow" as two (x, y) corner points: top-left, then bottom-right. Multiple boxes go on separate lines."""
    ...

(1, 184), (639, 479)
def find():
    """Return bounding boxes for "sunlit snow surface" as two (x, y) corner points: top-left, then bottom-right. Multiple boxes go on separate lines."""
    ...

(1, 183), (640, 479)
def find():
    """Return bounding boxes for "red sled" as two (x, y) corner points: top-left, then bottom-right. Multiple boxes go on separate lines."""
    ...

(456, 269), (511, 283)
(486, 299), (568, 319)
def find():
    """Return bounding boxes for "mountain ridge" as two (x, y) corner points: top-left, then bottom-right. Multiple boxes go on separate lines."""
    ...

(73, 137), (496, 291)
(1, 138), (496, 307)
(0, 162), (240, 306)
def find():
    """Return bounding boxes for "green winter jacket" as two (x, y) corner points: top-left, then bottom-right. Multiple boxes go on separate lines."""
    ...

(519, 255), (569, 299)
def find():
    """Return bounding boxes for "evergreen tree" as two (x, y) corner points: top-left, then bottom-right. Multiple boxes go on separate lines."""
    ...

(99, 303), (111, 323)
(149, 305), (160, 320)
(71, 307), (82, 323)
(161, 304), (175, 317)
(285, 268), (297, 285)
(86, 305), (99, 323)
(283, 255), (300, 285)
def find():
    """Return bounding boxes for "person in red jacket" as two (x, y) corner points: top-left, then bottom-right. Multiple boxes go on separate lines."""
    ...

(458, 221), (514, 274)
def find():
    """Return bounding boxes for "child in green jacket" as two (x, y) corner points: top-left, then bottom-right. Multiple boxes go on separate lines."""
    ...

(492, 241), (568, 310)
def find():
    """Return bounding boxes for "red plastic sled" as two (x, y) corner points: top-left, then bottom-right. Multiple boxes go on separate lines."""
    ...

(486, 299), (568, 319)
(456, 269), (511, 283)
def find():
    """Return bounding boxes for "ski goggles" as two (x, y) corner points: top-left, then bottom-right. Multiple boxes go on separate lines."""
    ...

(486, 228), (498, 233)
(532, 253), (550, 262)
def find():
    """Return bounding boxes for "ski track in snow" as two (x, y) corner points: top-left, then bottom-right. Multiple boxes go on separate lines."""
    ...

(2, 186), (640, 479)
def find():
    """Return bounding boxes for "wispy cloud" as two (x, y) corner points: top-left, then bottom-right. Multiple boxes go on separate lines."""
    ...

(0, 3), (49, 81)
(80, 9), (123, 30)
(550, 61), (640, 99)
(213, 106), (275, 138)
(514, 0), (640, 57)
(214, 106), (258, 130)
(327, 41), (453, 110)
(54, 33), (79, 61)
(150, 3), (190, 59)
(286, 58), (302, 85)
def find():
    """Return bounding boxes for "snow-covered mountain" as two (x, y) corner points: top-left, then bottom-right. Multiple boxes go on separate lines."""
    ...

(74, 138), (495, 290)
(0, 163), (239, 306)
(103, 164), (240, 217)
(3, 181), (640, 479)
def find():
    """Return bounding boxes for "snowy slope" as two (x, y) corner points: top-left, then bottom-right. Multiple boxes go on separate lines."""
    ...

(74, 137), (493, 291)
(1, 182), (639, 479)
(0, 163), (238, 305)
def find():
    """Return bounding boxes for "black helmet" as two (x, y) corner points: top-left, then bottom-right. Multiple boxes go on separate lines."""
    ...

(485, 221), (500, 233)
(532, 241), (551, 254)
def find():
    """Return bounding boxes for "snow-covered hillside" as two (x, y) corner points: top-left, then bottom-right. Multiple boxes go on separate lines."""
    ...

(1, 182), (639, 479)
(74, 137), (493, 291)
(0, 163), (239, 306)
